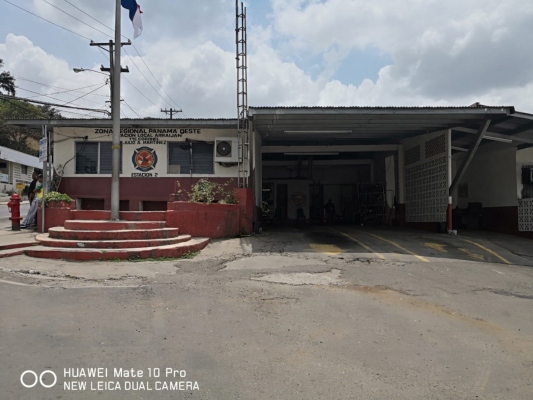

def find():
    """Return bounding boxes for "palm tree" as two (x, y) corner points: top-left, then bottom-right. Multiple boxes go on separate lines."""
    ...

(0, 59), (16, 96)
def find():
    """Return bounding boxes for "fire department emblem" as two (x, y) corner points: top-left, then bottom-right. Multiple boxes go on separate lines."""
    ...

(132, 146), (158, 172)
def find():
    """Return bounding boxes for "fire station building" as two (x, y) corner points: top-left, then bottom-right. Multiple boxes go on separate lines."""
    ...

(9, 104), (533, 238)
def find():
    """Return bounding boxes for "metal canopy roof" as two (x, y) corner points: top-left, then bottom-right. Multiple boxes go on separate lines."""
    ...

(7, 106), (533, 148)
(248, 106), (533, 147)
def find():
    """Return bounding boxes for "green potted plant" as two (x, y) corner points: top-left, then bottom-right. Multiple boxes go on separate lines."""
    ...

(43, 191), (74, 208)
(188, 178), (239, 204)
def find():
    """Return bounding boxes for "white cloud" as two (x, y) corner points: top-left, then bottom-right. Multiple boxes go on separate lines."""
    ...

(2, 0), (533, 119)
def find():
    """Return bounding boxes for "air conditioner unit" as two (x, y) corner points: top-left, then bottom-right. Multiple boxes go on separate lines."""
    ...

(214, 138), (239, 163)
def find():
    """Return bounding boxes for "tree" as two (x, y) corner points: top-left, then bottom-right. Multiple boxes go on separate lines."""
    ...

(0, 59), (16, 96)
(0, 98), (62, 155)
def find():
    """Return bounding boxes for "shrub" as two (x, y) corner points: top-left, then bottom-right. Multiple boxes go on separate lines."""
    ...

(185, 178), (238, 205)
(43, 191), (73, 206)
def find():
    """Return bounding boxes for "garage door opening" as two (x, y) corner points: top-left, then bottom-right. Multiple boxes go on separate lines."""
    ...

(261, 151), (396, 226)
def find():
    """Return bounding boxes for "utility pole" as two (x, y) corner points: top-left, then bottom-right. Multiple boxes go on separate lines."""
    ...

(89, 1), (130, 220)
(161, 108), (182, 119)
(91, 40), (130, 110)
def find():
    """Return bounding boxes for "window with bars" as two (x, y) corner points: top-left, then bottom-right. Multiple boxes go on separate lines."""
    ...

(168, 142), (214, 174)
(76, 142), (122, 174)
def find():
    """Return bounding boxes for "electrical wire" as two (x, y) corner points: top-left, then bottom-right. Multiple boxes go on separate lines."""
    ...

(132, 44), (182, 109)
(0, 94), (109, 114)
(5, 0), (182, 116)
(14, 76), (110, 98)
(42, 0), (111, 38)
(57, 1), (180, 113)
(24, 83), (105, 99)
(15, 85), (105, 108)
(122, 47), (173, 109)
(61, 83), (108, 106)
(122, 99), (141, 118)
(122, 75), (158, 108)
(2, 0), (93, 41)
(61, 0), (131, 41)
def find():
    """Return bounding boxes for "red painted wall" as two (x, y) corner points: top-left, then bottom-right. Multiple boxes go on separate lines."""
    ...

(60, 177), (241, 211)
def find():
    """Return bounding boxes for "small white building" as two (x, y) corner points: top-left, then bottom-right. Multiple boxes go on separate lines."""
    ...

(0, 145), (41, 194)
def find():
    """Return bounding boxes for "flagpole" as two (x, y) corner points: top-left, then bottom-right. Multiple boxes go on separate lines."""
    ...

(111, 0), (122, 220)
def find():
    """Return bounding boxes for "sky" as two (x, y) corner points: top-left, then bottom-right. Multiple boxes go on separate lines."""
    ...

(0, 0), (533, 119)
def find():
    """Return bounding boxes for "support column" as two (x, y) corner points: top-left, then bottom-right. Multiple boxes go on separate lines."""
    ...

(111, 0), (122, 220)
(397, 145), (406, 225)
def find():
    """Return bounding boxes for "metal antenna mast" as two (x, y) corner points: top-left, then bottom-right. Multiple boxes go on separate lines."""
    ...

(236, 0), (249, 188)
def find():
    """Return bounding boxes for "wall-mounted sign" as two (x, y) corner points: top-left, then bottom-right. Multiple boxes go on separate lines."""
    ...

(0, 173), (9, 183)
(95, 128), (202, 146)
(290, 191), (307, 208)
(131, 147), (158, 177)
(39, 137), (48, 163)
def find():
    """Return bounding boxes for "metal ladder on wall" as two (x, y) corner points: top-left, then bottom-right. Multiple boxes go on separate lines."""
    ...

(236, 0), (249, 188)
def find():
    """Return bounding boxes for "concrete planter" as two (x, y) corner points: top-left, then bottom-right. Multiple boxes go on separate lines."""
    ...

(37, 200), (75, 233)
(166, 188), (255, 239)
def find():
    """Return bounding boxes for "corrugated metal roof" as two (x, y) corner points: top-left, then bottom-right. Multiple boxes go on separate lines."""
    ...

(0, 146), (41, 168)
(249, 105), (514, 110)
(6, 117), (238, 121)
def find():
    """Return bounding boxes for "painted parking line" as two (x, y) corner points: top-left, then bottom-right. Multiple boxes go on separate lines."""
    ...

(424, 243), (447, 253)
(309, 243), (344, 256)
(459, 239), (511, 265)
(370, 233), (430, 263)
(458, 248), (485, 262)
(331, 230), (386, 260)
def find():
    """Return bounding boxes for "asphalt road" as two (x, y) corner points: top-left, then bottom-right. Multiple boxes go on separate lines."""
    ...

(1, 226), (532, 399)
(0, 202), (30, 220)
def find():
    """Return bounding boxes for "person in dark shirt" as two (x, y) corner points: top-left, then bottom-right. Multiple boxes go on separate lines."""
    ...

(27, 171), (38, 205)
(325, 199), (335, 223)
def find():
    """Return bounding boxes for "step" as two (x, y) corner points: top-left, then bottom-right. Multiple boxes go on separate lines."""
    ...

(0, 241), (39, 251)
(71, 210), (167, 221)
(36, 234), (192, 249)
(48, 227), (180, 241)
(0, 248), (26, 258)
(120, 211), (167, 221)
(24, 238), (210, 261)
(64, 220), (166, 231)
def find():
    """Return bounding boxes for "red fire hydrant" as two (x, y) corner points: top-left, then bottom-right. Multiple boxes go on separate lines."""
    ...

(7, 193), (22, 231)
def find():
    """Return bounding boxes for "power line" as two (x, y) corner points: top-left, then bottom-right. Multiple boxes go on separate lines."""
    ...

(42, 0), (111, 39)
(122, 99), (140, 118)
(49, 0), (181, 113)
(132, 44), (182, 109)
(122, 75), (158, 107)
(24, 83), (105, 99)
(2, 0), (92, 41)
(61, 0), (131, 41)
(122, 99), (161, 118)
(56, 109), (99, 118)
(62, 84), (108, 106)
(15, 85), (106, 108)
(14, 76), (109, 98)
(0, 94), (109, 114)
(122, 47), (173, 108)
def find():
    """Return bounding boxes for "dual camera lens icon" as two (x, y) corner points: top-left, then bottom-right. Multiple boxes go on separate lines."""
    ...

(20, 370), (57, 388)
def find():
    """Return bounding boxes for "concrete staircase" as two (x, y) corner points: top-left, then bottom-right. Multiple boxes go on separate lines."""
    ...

(26, 210), (209, 261)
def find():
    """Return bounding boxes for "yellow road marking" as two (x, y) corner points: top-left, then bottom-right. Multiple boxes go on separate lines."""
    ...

(459, 248), (485, 261)
(332, 230), (386, 260)
(424, 243), (447, 253)
(370, 234), (430, 262)
(309, 244), (344, 255)
(459, 239), (511, 265)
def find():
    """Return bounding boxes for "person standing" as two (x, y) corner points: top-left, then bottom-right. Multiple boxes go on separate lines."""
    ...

(27, 170), (38, 205)
(21, 174), (43, 229)
(325, 199), (335, 224)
